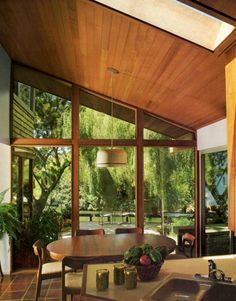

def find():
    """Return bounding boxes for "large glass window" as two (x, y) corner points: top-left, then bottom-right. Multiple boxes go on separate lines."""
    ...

(144, 147), (195, 245)
(79, 91), (136, 139)
(202, 150), (229, 256)
(79, 147), (136, 233)
(12, 146), (72, 269)
(11, 66), (198, 268)
(12, 81), (71, 138)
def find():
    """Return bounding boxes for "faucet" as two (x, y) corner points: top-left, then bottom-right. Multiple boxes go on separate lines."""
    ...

(208, 259), (232, 282)
(208, 259), (218, 280)
(194, 260), (232, 283)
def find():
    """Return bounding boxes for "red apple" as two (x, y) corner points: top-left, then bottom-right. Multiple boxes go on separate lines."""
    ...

(139, 254), (151, 266)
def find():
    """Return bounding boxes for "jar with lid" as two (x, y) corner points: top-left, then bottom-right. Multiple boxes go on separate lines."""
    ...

(124, 266), (137, 289)
(96, 269), (109, 291)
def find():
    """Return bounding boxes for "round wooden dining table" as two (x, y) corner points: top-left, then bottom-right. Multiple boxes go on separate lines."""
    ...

(47, 233), (176, 261)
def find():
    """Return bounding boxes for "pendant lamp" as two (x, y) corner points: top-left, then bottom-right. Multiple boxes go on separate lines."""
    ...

(96, 67), (127, 167)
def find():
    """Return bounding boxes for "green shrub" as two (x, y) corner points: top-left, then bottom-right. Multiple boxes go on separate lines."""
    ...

(0, 189), (21, 239)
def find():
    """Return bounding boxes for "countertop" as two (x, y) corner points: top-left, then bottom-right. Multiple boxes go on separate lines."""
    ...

(81, 254), (236, 301)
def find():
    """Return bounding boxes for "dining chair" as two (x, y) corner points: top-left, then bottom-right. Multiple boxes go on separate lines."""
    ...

(62, 256), (103, 301)
(33, 239), (65, 301)
(175, 232), (196, 258)
(115, 227), (143, 234)
(75, 228), (105, 236)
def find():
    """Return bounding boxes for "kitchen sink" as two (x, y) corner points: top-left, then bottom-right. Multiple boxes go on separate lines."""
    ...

(141, 273), (236, 301)
(151, 278), (200, 301)
(200, 282), (236, 301)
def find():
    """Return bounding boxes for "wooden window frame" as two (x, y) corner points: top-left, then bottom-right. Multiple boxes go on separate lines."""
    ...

(11, 73), (197, 240)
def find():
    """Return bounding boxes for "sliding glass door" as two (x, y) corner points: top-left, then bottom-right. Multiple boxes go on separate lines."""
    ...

(201, 150), (231, 255)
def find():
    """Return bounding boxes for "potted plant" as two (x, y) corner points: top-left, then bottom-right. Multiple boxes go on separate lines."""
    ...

(0, 189), (21, 240)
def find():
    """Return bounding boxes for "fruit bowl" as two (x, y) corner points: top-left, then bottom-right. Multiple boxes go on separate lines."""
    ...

(124, 244), (168, 282)
(136, 261), (163, 281)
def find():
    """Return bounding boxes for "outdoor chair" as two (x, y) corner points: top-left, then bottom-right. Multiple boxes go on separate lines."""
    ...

(75, 228), (105, 236)
(115, 227), (143, 234)
(33, 239), (67, 301)
(62, 256), (103, 301)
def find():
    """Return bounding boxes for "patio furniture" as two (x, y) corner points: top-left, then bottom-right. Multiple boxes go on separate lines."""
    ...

(115, 227), (143, 234)
(33, 240), (64, 301)
(62, 256), (103, 301)
(99, 212), (113, 225)
(47, 234), (176, 261)
(75, 228), (105, 236)
(79, 212), (94, 222)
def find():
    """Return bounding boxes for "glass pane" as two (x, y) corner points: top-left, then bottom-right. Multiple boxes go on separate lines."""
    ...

(79, 147), (136, 233)
(144, 147), (195, 247)
(12, 81), (71, 138)
(144, 112), (195, 140)
(12, 146), (72, 269)
(79, 91), (135, 139)
(12, 156), (19, 205)
(14, 82), (32, 108)
(204, 150), (229, 256)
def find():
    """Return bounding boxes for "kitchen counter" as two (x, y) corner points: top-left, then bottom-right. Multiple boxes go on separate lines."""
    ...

(80, 254), (236, 301)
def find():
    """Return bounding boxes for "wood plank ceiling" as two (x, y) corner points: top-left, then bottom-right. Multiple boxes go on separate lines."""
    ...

(0, 0), (235, 130)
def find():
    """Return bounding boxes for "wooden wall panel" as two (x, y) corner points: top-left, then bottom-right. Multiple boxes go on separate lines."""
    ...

(12, 96), (34, 138)
(225, 48), (236, 233)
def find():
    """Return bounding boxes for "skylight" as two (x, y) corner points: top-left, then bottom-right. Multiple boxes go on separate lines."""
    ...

(94, 0), (235, 50)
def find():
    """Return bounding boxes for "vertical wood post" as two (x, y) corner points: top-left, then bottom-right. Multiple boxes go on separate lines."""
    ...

(226, 47), (236, 234)
(72, 85), (79, 236)
(136, 109), (144, 229)
(199, 153), (206, 256)
(194, 148), (200, 256)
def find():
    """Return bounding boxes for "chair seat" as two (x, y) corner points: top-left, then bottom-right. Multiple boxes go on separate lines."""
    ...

(65, 272), (83, 289)
(42, 261), (70, 275)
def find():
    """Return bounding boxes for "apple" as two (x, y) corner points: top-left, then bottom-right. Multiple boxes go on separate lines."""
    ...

(139, 254), (151, 266)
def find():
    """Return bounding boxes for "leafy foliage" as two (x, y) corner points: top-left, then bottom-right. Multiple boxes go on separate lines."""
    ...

(0, 189), (21, 239)
(205, 151), (227, 223)
(34, 90), (71, 138)
(124, 244), (168, 266)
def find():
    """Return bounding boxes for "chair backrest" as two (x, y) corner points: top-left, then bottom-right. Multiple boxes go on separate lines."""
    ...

(62, 256), (104, 273)
(33, 239), (47, 266)
(182, 233), (195, 247)
(182, 233), (196, 257)
(76, 228), (105, 236)
(62, 255), (104, 299)
(115, 227), (143, 234)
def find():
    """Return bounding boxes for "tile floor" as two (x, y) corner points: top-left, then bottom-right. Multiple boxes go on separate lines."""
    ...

(0, 271), (80, 301)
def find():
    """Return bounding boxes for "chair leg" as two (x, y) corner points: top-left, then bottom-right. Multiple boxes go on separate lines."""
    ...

(35, 274), (42, 301)
(0, 261), (3, 278)
(62, 290), (66, 301)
